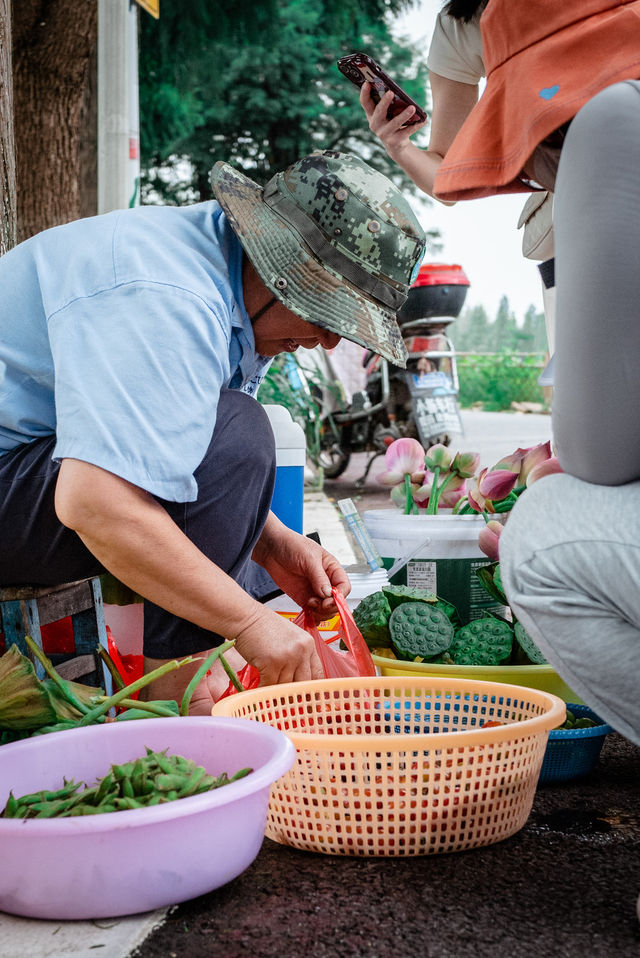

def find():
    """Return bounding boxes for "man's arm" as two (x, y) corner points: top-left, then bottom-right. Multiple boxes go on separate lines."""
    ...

(252, 510), (351, 618)
(55, 458), (323, 685)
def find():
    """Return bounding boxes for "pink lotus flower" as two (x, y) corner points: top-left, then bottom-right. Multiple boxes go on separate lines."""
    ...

(526, 455), (563, 486)
(517, 441), (553, 484)
(478, 520), (503, 562)
(478, 466), (519, 501)
(375, 438), (425, 486)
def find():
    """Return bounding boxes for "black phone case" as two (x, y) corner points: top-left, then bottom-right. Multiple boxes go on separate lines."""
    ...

(337, 53), (427, 126)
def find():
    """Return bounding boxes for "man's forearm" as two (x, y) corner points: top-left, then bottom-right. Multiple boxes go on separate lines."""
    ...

(55, 458), (266, 640)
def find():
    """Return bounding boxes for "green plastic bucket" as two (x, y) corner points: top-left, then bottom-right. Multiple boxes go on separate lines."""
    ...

(362, 511), (504, 625)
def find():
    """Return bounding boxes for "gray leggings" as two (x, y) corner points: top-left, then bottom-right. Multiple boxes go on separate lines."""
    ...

(553, 80), (640, 485)
(500, 82), (640, 745)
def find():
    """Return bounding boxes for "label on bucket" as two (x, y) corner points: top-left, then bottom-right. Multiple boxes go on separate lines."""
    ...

(389, 556), (505, 624)
(406, 561), (437, 593)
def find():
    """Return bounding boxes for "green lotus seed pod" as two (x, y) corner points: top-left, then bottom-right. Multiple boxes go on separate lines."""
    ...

(382, 584), (438, 610)
(447, 617), (514, 666)
(514, 621), (547, 664)
(433, 597), (462, 629)
(389, 602), (454, 661)
(353, 592), (392, 649)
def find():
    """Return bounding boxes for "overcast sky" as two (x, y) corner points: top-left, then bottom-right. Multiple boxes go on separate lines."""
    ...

(391, 0), (545, 323)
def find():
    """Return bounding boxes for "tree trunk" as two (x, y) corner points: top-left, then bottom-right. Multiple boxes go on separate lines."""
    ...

(0, 0), (16, 254)
(12, 0), (97, 243)
(78, 40), (97, 220)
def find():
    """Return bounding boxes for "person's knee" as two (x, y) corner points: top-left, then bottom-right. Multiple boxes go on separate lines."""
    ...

(201, 390), (275, 478)
(499, 475), (577, 593)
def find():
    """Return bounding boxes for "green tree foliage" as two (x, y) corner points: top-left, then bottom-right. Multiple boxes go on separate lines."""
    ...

(139, 0), (432, 209)
(451, 298), (547, 353)
(519, 303), (549, 352)
(450, 303), (491, 352)
(486, 295), (516, 352)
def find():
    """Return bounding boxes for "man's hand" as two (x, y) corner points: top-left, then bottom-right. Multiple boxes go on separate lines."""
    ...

(233, 603), (324, 686)
(252, 514), (351, 620)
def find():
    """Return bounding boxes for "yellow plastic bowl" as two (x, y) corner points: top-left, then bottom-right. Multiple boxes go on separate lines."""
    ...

(371, 653), (581, 703)
(213, 675), (565, 858)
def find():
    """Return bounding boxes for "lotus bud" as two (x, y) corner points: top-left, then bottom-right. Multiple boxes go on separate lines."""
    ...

(478, 520), (503, 562)
(478, 467), (519, 501)
(375, 438), (426, 486)
(412, 470), (435, 504)
(467, 470), (490, 512)
(424, 443), (452, 472)
(450, 450), (481, 478)
(518, 440), (553, 484)
(438, 472), (467, 509)
(491, 450), (525, 474)
(526, 456), (563, 486)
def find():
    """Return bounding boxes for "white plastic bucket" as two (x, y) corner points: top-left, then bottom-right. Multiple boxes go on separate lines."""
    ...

(262, 405), (306, 534)
(345, 569), (390, 611)
(363, 510), (505, 624)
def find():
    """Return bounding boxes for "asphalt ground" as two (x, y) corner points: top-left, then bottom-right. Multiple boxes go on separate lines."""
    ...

(136, 732), (640, 958)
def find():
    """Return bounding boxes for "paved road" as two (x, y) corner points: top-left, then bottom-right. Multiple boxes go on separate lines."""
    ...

(323, 408), (552, 517)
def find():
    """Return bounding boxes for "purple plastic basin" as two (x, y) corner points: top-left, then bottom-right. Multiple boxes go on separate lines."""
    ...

(0, 716), (295, 920)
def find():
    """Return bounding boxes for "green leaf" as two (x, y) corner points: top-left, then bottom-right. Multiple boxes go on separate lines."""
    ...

(475, 562), (508, 605)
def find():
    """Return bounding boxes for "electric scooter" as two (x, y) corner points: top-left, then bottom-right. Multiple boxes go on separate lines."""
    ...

(311, 263), (470, 484)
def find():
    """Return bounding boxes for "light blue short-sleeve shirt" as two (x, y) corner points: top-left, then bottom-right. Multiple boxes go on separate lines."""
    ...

(0, 202), (271, 501)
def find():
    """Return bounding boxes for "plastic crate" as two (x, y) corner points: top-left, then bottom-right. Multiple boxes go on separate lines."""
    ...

(538, 704), (612, 784)
(213, 676), (565, 857)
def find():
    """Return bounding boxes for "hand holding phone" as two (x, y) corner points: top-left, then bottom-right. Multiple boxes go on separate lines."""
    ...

(337, 53), (427, 127)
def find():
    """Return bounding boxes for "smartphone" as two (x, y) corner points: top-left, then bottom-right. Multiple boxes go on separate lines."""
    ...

(337, 53), (427, 126)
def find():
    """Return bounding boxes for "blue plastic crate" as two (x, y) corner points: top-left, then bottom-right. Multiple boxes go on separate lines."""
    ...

(539, 704), (612, 784)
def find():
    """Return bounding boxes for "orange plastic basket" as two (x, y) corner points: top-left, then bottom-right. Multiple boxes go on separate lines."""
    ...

(213, 676), (565, 857)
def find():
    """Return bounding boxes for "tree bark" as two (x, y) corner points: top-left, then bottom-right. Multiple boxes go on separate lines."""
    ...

(78, 39), (97, 220)
(12, 0), (97, 243)
(0, 0), (16, 254)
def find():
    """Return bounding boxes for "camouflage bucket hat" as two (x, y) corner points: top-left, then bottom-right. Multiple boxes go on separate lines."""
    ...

(210, 150), (426, 366)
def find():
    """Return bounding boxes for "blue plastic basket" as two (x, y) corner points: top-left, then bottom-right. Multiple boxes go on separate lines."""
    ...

(539, 704), (612, 784)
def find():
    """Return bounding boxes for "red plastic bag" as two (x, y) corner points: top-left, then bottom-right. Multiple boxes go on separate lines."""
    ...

(107, 627), (144, 697)
(219, 588), (375, 696)
(217, 662), (261, 700)
(293, 587), (376, 679)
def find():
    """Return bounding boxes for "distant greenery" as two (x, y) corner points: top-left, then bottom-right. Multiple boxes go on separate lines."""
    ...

(450, 295), (549, 354)
(258, 354), (326, 473)
(457, 353), (548, 411)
